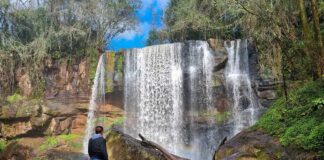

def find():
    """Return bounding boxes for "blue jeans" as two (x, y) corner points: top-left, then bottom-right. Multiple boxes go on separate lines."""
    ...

(90, 158), (101, 160)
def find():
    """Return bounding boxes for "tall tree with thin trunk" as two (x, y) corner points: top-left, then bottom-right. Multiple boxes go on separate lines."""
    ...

(298, 0), (318, 79)
(310, 0), (324, 75)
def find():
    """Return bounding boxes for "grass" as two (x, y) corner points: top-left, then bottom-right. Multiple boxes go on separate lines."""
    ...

(6, 93), (23, 104)
(0, 139), (6, 153)
(215, 111), (231, 123)
(39, 134), (80, 151)
(104, 116), (125, 132)
(257, 79), (324, 156)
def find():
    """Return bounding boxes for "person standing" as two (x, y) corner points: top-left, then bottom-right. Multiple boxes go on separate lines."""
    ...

(88, 126), (108, 160)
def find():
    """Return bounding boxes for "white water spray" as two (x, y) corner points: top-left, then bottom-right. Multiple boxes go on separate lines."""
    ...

(83, 54), (106, 154)
(124, 41), (216, 159)
(225, 39), (258, 135)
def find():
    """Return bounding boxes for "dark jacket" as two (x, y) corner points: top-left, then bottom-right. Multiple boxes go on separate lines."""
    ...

(88, 134), (108, 160)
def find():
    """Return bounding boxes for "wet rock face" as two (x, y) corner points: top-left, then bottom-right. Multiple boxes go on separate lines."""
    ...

(107, 128), (166, 160)
(208, 38), (277, 111)
(44, 58), (90, 99)
(214, 129), (317, 160)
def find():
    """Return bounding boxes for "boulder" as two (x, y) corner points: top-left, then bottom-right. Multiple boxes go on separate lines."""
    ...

(0, 141), (35, 160)
(107, 128), (166, 160)
(0, 99), (41, 119)
(214, 129), (317, 160)
(257, 90), (276, 100)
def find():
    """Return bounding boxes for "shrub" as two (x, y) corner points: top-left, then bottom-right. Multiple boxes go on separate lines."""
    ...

(6, 93), (23, 104)
(0, 140), (6, 153)
(39, 134), (79, 151)
(257, 79), (324, 153)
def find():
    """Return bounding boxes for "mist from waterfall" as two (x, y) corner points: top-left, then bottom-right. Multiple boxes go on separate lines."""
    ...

(124, 41), (216, 160)
(225, 39), (258, 135)
(83, 54), (106, 154)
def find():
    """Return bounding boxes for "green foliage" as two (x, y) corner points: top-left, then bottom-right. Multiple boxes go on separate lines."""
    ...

(105, 117), (125, 132)
(0, 139), (6, 153)
(257, 79), (324, 153)
(113, 117), (125, 126)
(39, 137), (58, 151)
(164, 0), (323, 80)
(39, 134), (80, 151)
(0, 0), (139, 97)
(6, 93), (23, 104)
(215, 111), (231, 123)
(146, 29), (168, 45)
(88, 48), (100, 81)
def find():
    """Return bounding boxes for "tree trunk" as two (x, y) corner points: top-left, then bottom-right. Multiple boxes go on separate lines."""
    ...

(310, 0), (324, 75)
(138, 134), (188, 160)
(298, 0), (319, 79)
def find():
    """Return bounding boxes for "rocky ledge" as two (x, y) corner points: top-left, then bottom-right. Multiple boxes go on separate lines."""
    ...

(107, 127), (166, 160)
(214, 129), (317, 160)
(107, 127), (188, 160)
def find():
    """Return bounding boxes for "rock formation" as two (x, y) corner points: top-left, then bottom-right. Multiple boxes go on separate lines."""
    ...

(214, 129), (317, 160)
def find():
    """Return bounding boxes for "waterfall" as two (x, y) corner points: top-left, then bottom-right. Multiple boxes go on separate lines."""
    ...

(83, 54), (106, 154)
(124, 43), (184, 153)
(225, 39), (258, 135)
(124, 41), (216, 159)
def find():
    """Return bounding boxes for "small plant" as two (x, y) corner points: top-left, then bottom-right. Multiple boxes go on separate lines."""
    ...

(6, 93), (23, 104)
(39, 134), (79, 151)
(58, 134), (79, 141)
(313, 98), (324, 110)
(39, 137), (58, 151)
(0, 139), (6, 153)
(105, 116), (125, 132)
(215, 111), (230, 123)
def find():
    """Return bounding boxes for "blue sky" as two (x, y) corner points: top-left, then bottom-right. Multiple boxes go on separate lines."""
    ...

(108, 0), (169, 51)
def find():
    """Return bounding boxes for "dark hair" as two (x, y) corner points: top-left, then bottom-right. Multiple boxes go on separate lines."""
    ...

(95, 126), (104, 134)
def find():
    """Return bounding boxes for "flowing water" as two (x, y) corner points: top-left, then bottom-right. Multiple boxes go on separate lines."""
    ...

(84, 40), (260, 160)
(225, 39), (258, 135)
(124, 41), (217, 159)
(124, 43), (184, 153)
(83, 54), (106, 154)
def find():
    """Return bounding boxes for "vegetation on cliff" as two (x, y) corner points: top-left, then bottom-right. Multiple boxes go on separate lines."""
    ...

(149, 0), (324, 82)
(0, 0), (139, 97)
(257, 79), (324, 157)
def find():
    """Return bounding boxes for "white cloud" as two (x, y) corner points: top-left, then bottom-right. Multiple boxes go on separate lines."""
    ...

(115, 22), (151, 41)
(114, 0), (170, 41)
(139, 0), (170, 14)
(157, 0), (169, 10)
(140, 0), (155, 11)
(115, 30), (137, 40)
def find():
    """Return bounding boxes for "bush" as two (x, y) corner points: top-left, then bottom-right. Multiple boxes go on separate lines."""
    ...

(39, 134), (80, 151)
(257, 79), (324, 153)
(0, 140), (6, 153)
(6, 93), (23, 104)
(39, 137), (58, 151)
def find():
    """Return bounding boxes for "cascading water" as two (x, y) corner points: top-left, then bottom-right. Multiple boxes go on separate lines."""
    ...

(124, 41), (217, 160)
(225, 39), (258, 135)
(83, 54), (106, 154)
(124, 43), (184, 153)
(186, 42), (216, 160)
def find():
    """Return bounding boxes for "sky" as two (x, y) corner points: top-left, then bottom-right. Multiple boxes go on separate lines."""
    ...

(107, 0), (169, 51)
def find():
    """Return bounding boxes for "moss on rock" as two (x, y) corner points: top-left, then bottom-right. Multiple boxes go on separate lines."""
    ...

(106, 127), (166, 160)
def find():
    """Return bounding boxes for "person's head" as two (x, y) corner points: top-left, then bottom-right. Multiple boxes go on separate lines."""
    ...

(95, 126), (104, 134)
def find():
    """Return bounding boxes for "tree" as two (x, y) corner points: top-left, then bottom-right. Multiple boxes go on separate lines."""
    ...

(0, 0), (140, 96)
(310, 0), (324, 75)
